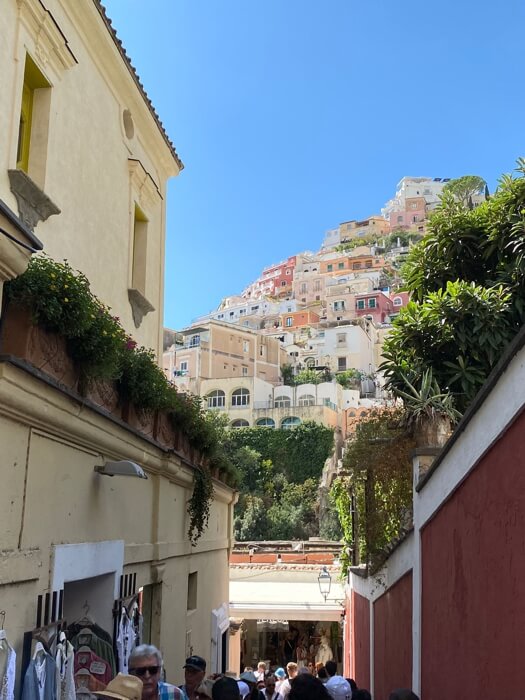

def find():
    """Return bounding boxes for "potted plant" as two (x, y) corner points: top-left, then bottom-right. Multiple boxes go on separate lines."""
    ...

(396, 369), (461, 447)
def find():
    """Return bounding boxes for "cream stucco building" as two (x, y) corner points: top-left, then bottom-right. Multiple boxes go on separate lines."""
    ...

(0, 0), (235, 690)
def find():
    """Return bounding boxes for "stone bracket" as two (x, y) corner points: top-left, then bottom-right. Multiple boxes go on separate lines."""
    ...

(8, 169), (60, 230)
(128, 287), (155, 328)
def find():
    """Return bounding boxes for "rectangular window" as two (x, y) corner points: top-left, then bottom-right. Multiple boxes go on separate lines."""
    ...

(243, 340), (249, 352)
(357, 299), (365, 310)
(300, 283), (307, 294)
(368, 298), (377, 308)
(338, 357), (347, 371)
(338, 262), (345, 269)
(336, 333), (346, 344)
(334, 301), (345, 311)
(327, 264), (333, 272)
(132, 203), (148, 296)
(17, 54), (51, 180)
(180, 361), (188, 372)
(286, 317), (293, 327)
(314, 280), (321, 292)
(187, 572), (197, 611)
(242, 367), (248, 376)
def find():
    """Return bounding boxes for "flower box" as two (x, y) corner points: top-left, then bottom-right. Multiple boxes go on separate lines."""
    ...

(1, 303), (78, 390)
(122, 401), (155, 438)
(154, 410), (177, 449)
(79, 376), (120, 415)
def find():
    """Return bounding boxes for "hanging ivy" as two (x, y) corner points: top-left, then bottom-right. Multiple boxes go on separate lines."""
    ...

(332, 407), (415, 573)
(187, 467), (214, 546)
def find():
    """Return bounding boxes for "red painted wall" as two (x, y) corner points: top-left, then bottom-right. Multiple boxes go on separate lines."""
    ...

(351, 591), (370, 689)
(373, 571), (412, 700)
(421, 408), (525, 699)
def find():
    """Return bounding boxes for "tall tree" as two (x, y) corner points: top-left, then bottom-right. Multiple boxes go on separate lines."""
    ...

(442, 175), (487, 207)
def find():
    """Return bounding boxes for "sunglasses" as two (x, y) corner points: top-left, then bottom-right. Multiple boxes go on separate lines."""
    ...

(130, 666), (160, 677)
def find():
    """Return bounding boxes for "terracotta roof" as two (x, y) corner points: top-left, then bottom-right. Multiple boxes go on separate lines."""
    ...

(93, 1), (184, 171)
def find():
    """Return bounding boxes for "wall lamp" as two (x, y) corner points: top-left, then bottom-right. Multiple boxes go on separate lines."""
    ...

(94, 460), (148, 479)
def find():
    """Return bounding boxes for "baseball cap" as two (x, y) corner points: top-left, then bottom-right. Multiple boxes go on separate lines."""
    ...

(184, 655), (207, 672)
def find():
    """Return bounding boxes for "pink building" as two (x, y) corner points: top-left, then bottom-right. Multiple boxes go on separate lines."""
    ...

(355, 291), (393, 323)
(243, 256), (296, 299)
(387, 196), (427, 232)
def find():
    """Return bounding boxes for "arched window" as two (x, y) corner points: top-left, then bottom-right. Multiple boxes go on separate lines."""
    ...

(274, 395), (291, 408)
(305, 357), (316, 368)
(256, 418), (275, 428)
(231, 388), (250, 407)
(231, 419), (249, 428)
(298, 394), (315, 407)
(207, 390), (225, 409)
(393, 296), (403, 306)
(281, 417), (301, 430)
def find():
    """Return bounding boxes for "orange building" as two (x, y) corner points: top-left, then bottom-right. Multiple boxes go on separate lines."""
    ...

(320, 254), (385, 276)
(279, 309), (320, 329)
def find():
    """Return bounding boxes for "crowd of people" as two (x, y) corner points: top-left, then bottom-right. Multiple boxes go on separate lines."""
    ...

(89, 644), (420, 700)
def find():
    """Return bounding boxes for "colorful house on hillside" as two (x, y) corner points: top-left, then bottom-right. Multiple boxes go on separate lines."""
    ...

(355, 291), (393, 323)
(280, 309), (321, 329)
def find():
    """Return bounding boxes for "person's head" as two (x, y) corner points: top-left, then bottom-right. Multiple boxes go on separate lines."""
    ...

(352, 690), (371, 700)
(196, 680), (215, 700)
(239, 672), (257, 687)
(237, 681), (250, 699)
(325, 661), (337, 678)
(257, 662), (266, 673)
(212, 677), (241, 700)
(256, 681), (265, 691)
(315, 662), (324, 676)
(184, 655), (207, 693)
(274, 669), (286, 681)
(264, 675), (277, 694)
(346, 680), (357, 692)
(317, 668), (328, 681)
(286, 663), (298, 680)
(389, 691), (419, 700)
(289, 674), (331, 700)
(128, 646), (163, 700)
(307, 662), (315, 675)
(94, 674), (143, 700)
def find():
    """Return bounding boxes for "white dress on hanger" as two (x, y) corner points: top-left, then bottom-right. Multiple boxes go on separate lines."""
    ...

(0, 631), (16, 700)
(55, 633), (75, 700)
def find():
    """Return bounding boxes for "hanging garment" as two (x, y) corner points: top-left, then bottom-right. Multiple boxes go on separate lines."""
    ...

(55, 633), (75, 700)
(67, 621), (112, 646)
(21, 644), (56, 700)
(73, 669), (106, 694)
(74, 649), (112, 687)
(0, 630), (16, 700)
(116, 606), (136, 674)
(71, 629), (116, 677)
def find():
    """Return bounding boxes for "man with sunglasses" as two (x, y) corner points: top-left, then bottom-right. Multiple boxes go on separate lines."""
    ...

(129, 645), (183, 700)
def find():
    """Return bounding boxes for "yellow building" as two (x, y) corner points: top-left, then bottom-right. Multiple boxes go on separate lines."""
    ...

(163, 320), (287, 394)
(0, 0), (235, 688)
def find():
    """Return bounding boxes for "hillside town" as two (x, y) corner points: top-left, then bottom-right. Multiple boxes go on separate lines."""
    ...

(0, 2), (524, 700)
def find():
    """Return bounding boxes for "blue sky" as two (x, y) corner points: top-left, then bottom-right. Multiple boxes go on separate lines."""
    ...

(104, 0), (525, 330)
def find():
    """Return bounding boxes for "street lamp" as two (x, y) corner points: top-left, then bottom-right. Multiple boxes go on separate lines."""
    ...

(318, 566), (332, 601)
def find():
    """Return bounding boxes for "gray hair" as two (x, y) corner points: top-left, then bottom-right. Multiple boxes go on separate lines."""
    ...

(129, 644), (163, 667)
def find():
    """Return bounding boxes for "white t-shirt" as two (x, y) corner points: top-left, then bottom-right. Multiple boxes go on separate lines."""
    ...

(326, 676), (352, 700)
